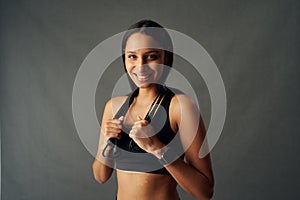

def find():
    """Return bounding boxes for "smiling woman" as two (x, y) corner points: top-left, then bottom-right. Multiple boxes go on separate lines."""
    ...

(125, 36), (165, 88)
(92, 19), (214, 200)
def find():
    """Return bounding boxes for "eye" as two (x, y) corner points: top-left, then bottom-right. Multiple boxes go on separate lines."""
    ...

(128, 55), (137, 59)
(145, 54), (159, 60)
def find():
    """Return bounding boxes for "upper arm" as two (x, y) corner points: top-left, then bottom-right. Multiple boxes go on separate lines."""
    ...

(170, 94), (214, 186)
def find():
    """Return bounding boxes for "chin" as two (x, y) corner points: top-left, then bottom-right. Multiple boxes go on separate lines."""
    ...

(135, 82), (158, 89)
(136, 83), (151, 88)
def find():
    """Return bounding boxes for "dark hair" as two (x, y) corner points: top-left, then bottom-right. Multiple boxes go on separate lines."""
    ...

(121, 20), (174, 89)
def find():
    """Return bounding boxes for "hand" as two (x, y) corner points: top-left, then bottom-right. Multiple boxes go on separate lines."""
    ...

(103, 116), (124, 141)
(129, 116), (164, 155)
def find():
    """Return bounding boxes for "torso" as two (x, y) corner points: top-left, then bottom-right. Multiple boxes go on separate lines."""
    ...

(110, 87), (181, 199)
(116, 169), (179, 200)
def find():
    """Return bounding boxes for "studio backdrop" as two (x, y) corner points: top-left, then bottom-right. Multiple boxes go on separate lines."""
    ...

(1, 0), (299, 199)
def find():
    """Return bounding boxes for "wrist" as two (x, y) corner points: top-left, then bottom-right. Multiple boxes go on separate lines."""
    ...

(157, 147), (179, 166)
(153, 146), (169, 159)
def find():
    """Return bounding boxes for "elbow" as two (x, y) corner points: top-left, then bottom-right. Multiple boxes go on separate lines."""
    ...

(207, 187), (214, 199)
(194, 190), (214, 200)
(202, 175), (214, 199)
(92, 161), (110, 184)
(194, 190), (213, 200)
(92, 170), (107, 184)
(194, 182), (214, 200)
(207, 179), (214, 199)
(93, 174), (108, 184)
(205, 180), (215, 199)
(206, 184), (215, 200)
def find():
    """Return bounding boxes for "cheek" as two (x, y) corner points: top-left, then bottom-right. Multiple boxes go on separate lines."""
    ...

(158, 67), (164, 77)
(149, 64), (164, 74)
(125, 61), (133, 72)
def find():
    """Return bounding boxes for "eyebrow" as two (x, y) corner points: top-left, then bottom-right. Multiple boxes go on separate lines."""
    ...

(126, 50), (162, 54)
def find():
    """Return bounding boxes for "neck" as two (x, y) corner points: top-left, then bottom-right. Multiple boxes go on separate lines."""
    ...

(136, 84), (159, 104)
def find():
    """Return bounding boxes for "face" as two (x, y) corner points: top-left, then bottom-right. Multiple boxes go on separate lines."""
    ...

(124, 32), (166, 88)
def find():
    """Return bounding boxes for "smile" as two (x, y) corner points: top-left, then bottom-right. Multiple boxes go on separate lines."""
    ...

(134, 73), (151, 82)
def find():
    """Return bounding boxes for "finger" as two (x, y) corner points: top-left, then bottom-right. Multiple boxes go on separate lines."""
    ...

(129, 129), (136, 138)
(105, 126), (122, 132)
(105, 133), (121, 140)
(108, 118), (123, 124)
(105, 130), (121, 140)
(129, 131), (136, 140)
(104, 127), (122, 136)
(136, 116), (148, 125)
(131, 125), (138, 131)
(106, 121), (122, 129)
(132, 123), (143, 130)
(129, 127), (147, 139)
(134, 120), (148, 126)
(134, 116), (147, 125)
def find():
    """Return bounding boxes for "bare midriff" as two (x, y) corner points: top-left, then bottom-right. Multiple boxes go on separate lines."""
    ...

(116, 169), (179, 200)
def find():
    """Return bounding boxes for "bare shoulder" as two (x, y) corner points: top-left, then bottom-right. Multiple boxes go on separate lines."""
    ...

(170, 94), (198, 112)
(169, 93), (199, 126)
(104, 96), (128, 118)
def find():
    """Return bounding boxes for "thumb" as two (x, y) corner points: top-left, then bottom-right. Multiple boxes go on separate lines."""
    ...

(137, 116), (142, 120)
(137, 116), (148, 126)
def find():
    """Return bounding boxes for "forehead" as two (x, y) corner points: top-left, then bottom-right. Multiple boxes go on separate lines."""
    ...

(125, 32), (162, 52)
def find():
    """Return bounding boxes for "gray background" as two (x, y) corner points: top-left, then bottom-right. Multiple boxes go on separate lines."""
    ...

(1, 0), (300, 199)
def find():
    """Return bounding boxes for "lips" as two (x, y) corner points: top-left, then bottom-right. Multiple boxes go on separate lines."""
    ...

(134, 73), (151, 82)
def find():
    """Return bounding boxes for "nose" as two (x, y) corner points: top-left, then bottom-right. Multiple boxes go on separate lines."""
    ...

(136, 57), (148, 72)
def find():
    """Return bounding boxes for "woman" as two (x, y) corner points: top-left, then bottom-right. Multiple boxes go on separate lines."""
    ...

(92, 20), (214, 200)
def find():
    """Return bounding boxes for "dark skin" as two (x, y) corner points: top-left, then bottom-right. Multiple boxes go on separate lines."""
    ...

(92, 33), (214, 200)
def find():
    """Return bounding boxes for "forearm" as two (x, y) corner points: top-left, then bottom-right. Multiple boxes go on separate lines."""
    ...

(92, 158), (113, 184)
(165, 159), (214, 200)
(92, 145), (115, 184)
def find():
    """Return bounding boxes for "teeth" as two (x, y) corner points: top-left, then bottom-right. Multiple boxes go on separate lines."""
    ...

(137, 74), (149, 80)
(138, 75), (148, 79)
